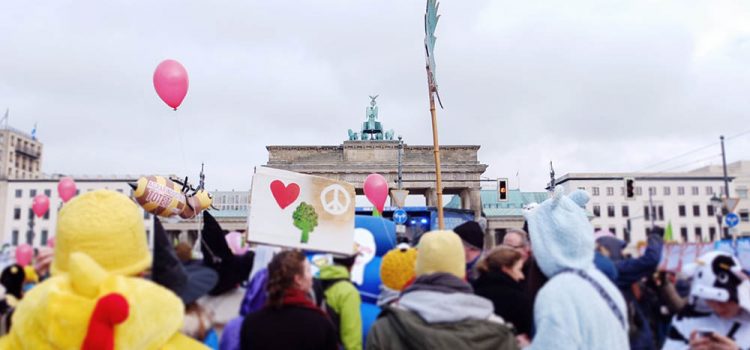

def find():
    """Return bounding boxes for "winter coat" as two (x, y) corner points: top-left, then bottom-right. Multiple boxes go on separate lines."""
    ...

(613, 233), (664, 350)
(240, 289), (338, 350)
(319, 265), (362, 350)
(662, 305), (750, 349)
(366, 273), (518, 350)
(524, 187), (629, 350)
(473, 270), (534, 336)
(594, 251), (619, 282)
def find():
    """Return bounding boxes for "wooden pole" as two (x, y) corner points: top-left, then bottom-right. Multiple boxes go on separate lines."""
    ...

(427, 67), (444, 229)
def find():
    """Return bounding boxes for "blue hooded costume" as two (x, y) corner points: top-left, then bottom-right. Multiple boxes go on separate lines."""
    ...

(524, 187), (629, 350)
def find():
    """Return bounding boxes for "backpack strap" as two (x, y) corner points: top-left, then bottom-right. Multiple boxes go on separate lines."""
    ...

(559, 268), (626, 329)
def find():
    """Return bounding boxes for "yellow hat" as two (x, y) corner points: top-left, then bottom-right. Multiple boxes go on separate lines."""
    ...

(415, 230), (466, 279)
(380, 244), (417, 291)
(51, 190), (152, 276)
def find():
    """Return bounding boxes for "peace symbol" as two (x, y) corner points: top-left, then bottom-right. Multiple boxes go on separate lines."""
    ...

(320, 184), (351, 215)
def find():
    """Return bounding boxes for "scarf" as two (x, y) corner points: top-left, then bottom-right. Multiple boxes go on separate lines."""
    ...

(281, 289), (326, 316)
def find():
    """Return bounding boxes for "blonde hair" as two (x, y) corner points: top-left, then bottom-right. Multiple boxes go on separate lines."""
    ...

(477, 246), (522, 274)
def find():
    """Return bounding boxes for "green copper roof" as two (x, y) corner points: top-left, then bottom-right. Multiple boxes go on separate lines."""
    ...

(445, 189), (548, 210)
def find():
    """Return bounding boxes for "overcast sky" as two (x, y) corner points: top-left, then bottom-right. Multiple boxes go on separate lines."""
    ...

(2, 1), (750, 192)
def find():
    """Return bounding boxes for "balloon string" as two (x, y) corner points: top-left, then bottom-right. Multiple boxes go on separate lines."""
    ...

(174, 116), (189, 177)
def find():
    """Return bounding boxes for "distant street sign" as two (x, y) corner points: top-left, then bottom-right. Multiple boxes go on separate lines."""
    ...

(393, 209), (408, 225)
(724, 198), (741, 213)
(725, 212), (740, 228)
(391, 190), (409, 208)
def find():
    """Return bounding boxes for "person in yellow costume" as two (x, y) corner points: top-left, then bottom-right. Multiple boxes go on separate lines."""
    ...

(0, 190), (207, 349)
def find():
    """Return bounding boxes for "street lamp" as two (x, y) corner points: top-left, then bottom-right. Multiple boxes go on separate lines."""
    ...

(710, 194), (725, 240)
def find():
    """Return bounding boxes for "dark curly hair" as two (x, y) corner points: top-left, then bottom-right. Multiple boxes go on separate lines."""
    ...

(265, 250), (306, 309)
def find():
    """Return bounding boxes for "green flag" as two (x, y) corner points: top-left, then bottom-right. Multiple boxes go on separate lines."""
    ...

(664, 221), (673, 242)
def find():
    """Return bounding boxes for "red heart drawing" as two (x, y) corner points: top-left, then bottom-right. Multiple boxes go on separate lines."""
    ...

(270, 180), (300, 209)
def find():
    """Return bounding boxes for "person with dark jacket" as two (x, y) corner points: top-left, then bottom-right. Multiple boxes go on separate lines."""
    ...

(366, 230), (518, 350)
(597, 227), (664, 350)
(240, 250), (337, 350)
(473, 246), (533, 339)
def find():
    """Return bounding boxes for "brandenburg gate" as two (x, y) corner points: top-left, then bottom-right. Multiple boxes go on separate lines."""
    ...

(265, 96), (488, 218)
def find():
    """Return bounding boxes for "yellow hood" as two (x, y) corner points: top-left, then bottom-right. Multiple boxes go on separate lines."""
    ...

(0, 253), (207, 350)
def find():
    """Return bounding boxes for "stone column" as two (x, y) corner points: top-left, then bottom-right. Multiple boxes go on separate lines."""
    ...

(425, 188), (438, 207)
(469, 189), (482, 219)
(460, 189), (471, 210)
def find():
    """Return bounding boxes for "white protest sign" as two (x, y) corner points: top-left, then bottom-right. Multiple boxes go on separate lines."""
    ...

(248, 167), (356, 255)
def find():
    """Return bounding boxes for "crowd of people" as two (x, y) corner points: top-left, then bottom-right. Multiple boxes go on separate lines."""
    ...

(0, 187), (748, 349)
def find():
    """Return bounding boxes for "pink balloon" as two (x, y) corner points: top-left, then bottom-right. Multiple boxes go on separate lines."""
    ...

(16, 244), (33, 266)
(32, 194), (50, 218)
(57, 177), (77, 203)
(364, 173), (389, 213)
(47, 237), (56, 248)
(153, 59), (189, 110)
(225, 231), (248, 256)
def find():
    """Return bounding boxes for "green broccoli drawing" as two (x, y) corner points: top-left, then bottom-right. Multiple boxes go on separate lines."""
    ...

(293, 202), (318, 244)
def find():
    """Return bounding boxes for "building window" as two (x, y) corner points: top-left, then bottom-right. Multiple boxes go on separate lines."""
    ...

(620, 187), (625, 196)
(693, 205), (701, 217)
(43, 210), (49, 220)
(607, 204), (615, 218)
(635, 187), (643, 196)
(740, 210), (749, 223)
(678, 205), (686, 217)
(592, 187), (600, 196)
(15, 189), (22, 198)
(30, 189), (36, 197)
(41, 230), (48, 246)
(13, 208), (21, 220)
(11, 231), (19, 246)
(680, 227), (688, 242)
(606, 187), (614, 196)
(738, 189), (749, 199)
(663, 187), (671, 196)
(44, 189), (51, 197)
(706, 187), (714, 195)
(609, 227), (616, 235)
(695, 227), (703, 242)
(658, 205), (664, 221)
(708, 205), (715, 216)
(644, 206), (651, 220)
(692, 187), (700, 195)
(648, 187), (656, 195)
(622, 205), (630, 217)
(27, 209), (34, 220)
(593, 205), (601, 217)
(26, 231), (33, 245)
(709, 227), (717, 241)
(677, 187), (685, 195)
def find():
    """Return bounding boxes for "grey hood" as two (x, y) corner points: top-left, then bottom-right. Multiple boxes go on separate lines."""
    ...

(398, 273), (497, 323)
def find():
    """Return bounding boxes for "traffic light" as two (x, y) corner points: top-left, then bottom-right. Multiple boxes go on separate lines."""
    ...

(624, 177), (635, 199)
(498, 178), (508, 201)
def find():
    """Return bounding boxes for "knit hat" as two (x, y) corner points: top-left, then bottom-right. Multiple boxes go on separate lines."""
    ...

(380, 243), (417, 291)
(52, 190), (152, 276)
(687, 251), (750, 312)
(453, 221), (484, 250)
(415, 231), (465, 279)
